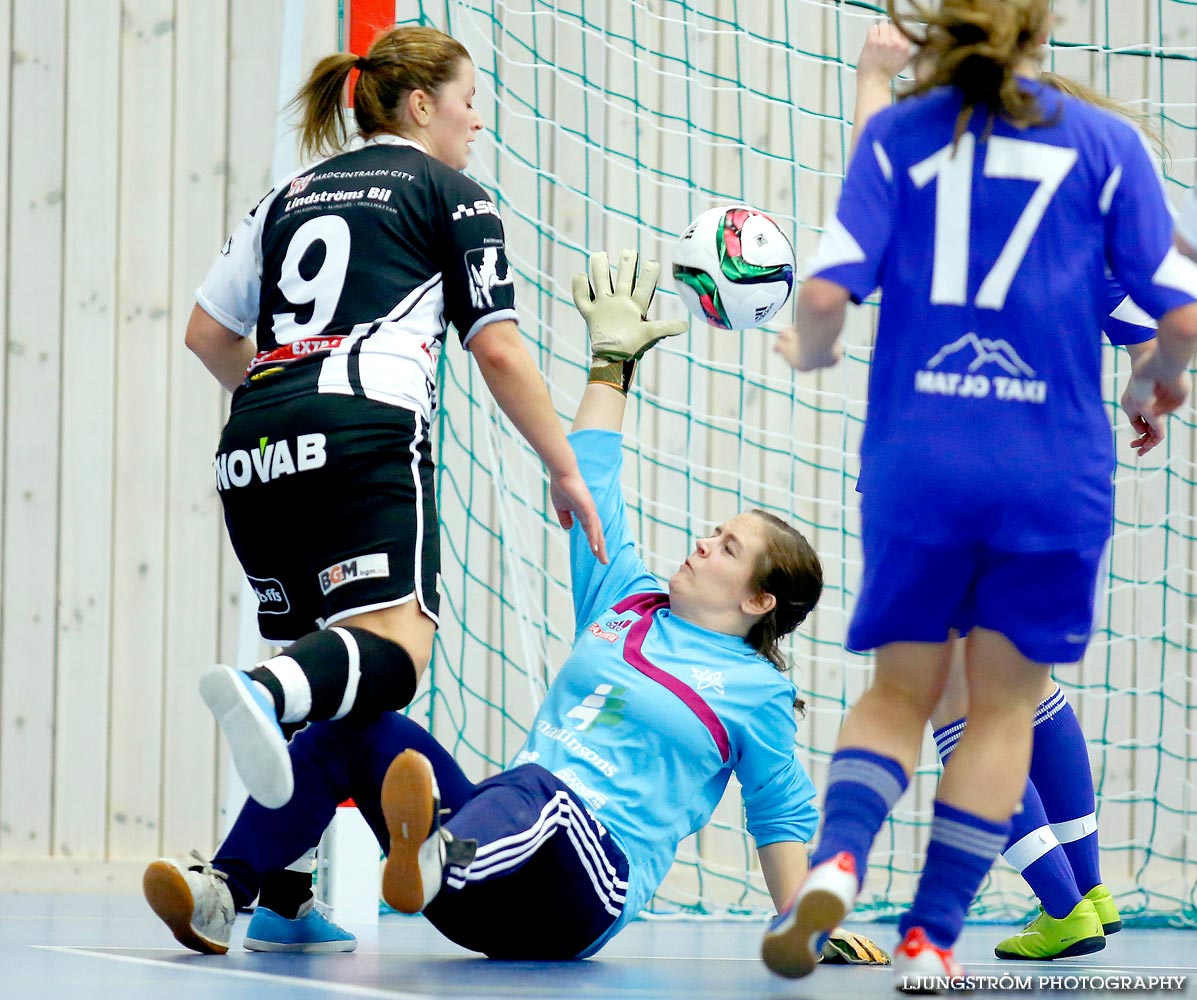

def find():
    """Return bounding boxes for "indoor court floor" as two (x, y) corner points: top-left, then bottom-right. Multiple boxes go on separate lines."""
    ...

(2, 892), (1194, 999)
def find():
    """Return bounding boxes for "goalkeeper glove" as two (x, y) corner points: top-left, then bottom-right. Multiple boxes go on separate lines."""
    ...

(819, 927), (892, 965)
(572, 249), (688, 362)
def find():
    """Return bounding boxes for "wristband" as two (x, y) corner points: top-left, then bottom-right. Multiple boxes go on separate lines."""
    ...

(588, 357), (638, 394)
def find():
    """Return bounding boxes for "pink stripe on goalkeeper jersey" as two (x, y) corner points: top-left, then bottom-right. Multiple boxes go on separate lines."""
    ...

(611, 592), (732, 763)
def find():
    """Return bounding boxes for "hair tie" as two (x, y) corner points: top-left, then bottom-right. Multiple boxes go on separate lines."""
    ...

(355, 56), (372, 71)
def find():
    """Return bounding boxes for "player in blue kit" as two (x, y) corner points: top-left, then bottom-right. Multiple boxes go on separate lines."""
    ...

(761, 0), (1197, 991)
(142, 249), (890, 965)
(848, 21), (1165, 963)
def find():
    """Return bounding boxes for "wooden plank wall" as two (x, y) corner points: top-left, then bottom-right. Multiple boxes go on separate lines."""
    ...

(0, 0), (338, 884)
(0, 0), (1193, 911)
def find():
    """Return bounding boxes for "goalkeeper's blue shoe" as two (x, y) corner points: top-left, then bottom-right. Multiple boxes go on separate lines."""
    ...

(761, 851), (858, 979)
(243, 898), (357, 953)
(994, 898), (1105, 961)
(1084, 884), (1122, 935)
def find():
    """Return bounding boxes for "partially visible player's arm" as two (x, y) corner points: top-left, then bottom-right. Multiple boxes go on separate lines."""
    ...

(1129, 302), (1197, 423)
(185, 304), (256, 393)
(757, 840), (808, 912)
(775, 278), (851, 371)
(471, 319), (608, 564)
(851, 22), (911, 154)
(1120, 340), (1165, 456)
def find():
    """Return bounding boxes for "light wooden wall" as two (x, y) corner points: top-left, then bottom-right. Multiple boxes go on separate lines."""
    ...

(0, 0), (339, 885)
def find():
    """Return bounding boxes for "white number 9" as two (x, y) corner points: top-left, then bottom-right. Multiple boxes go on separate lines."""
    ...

(272, 214), (351, 343)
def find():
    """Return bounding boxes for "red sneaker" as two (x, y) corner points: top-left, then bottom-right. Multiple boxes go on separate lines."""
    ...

(892, 926), (965, 994)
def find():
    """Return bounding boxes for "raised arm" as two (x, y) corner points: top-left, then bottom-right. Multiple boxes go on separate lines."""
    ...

(570, 249), (687, 432)
(851, 21), (912, 154)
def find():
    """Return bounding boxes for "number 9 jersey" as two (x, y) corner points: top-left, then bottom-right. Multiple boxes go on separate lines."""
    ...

(197, 134), (518, 422)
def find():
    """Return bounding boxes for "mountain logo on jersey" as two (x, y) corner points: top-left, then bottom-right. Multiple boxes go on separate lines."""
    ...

(465, 247), (514, 309)
(565, 683), (627, 732)
(916, 333), (1047, 404)
(214, 433), (328, 490)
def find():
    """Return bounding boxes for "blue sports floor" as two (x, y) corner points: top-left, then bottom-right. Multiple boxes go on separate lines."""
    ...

(2, 893), (1193, 999)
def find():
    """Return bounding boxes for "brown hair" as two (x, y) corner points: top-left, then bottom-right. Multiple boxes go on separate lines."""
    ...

(890, 0), (1052, 144)
(292, 25), (471, 161)
(1040, 71), (1164, 159)
(744, 510), (824, 713)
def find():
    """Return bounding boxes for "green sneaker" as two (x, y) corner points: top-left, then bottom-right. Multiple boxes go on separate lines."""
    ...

(994, 898), (1105, 961)
(1083, 884), (1122, 935)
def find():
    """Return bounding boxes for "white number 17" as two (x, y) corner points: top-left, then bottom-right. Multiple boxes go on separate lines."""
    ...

(909, 132), (1077, 310)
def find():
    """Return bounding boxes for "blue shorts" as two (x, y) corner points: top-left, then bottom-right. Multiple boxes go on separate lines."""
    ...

(847, 527), (1107, 664)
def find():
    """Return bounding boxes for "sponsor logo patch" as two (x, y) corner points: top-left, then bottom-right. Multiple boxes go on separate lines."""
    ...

(247, 576), (290, 615)
(464, 246), (514, 309)
(915, 333), (1047, 404)
(286, 173), (314, 197)
(214, 433), (327, 491)
(318, 553), (390, 595)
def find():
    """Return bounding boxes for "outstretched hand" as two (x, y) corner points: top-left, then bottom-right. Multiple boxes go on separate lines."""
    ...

(572, 249), (688, 361)
(550, 467), (608, 564)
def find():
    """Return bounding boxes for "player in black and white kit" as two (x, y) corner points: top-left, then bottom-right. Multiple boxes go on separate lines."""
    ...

(143, 25), (607, 954)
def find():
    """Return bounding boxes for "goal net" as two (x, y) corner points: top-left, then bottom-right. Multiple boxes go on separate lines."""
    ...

(374, 0), (1197, 925)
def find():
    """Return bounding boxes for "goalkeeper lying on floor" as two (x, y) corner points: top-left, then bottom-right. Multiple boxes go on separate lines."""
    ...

(143, 248), (889, 967)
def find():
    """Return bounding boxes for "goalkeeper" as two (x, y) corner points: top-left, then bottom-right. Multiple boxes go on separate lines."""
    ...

(142, 249), (888, 967)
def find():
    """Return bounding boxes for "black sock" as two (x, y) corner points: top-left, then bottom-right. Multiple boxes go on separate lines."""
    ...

(257, 868), (315, 919)
(249, 626), (418, 724)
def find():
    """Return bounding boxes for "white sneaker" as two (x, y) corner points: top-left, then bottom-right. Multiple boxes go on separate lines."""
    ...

(143, 852), (235, 954)
(892, 927), (965, 994)
(761, 851), (859, 979)
(199, 664), (292, 808)
(380, 750), (475, 913)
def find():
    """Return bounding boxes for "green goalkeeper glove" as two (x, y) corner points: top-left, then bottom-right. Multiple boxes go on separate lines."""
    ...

(820, 927), (892, 965)
(572, 249), (688, 362)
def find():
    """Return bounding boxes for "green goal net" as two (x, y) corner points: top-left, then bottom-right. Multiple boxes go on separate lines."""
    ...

(389, 0), (1197, 925)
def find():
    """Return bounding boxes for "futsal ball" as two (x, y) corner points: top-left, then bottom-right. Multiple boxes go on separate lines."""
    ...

(672, 205), (795, 331)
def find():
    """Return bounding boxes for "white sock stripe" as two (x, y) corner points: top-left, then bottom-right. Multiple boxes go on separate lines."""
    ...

(932, 817), (1009, 859)
(1002, 825), (1061, 872)
(828, 758), (905, 809)
(329, 627), (361, 721)
(934, 728), (963, 761)
(268, 655), (312, 724)
(1033, 685), (1068, 726)
(1050, 813), (1098, 844)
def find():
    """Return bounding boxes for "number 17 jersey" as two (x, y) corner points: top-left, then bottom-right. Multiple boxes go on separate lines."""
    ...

(812, 81), (1197, 551)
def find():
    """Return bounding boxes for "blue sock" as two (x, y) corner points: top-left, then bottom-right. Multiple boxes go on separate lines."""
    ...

(1027, 687), (1102, 893)
(901, 800), (1011, 949)
(809, 748), (908, 887)
(933, 718), (1081, 920)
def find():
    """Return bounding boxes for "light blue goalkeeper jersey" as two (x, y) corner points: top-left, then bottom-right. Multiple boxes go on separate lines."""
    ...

(811, 80), (1197, 551)
(512, 429), (818, 956)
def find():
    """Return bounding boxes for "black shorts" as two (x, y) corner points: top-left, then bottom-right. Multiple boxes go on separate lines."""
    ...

(216, 391), (439, 643)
